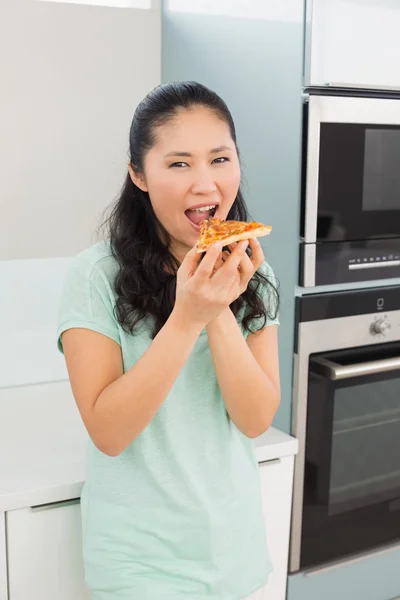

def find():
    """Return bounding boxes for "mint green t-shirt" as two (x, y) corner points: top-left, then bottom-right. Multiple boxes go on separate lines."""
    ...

(57, 240), (279, 600)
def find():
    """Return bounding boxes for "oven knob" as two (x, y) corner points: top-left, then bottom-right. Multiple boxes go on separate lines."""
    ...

(373, 319), (390, 335)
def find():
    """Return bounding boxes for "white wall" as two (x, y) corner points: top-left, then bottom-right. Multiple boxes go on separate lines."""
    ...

(0, 0), (161, 389)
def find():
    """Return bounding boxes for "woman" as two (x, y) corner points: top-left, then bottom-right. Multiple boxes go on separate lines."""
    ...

(58, 81), (280, 600)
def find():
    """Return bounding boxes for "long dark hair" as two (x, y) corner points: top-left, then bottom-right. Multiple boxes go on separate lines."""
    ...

(101, 81), (279, 338)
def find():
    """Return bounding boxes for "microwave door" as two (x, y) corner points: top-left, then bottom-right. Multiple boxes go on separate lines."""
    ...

(304, 95), (400, 245)
(301, 350), (400, 570)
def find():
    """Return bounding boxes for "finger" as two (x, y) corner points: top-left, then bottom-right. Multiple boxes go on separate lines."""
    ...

(211, 251), (225, 275)
(224, 240), (249, 271)
(248, 237), (265, 269)
(213, 240), (249, 282)
(195, 242), (223, 280)
(179, 245), (204, 278)
(238, 251), (255, 282)
(222, 251), (230, 262)
(211, 250), (231, 277)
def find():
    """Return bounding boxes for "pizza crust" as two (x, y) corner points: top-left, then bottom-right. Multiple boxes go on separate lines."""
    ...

(196, 225), (271, 253)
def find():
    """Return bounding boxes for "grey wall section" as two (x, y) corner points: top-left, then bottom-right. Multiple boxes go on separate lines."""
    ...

(162, 4), (400, 600)
(0, 0), (160, 260)
(162, 4), (304, 433)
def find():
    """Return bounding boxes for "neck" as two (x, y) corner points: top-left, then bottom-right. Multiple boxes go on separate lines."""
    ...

(170, 241), (190, 265)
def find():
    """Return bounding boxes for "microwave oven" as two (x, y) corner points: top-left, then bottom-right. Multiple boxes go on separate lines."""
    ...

(300, 93), (400, 287)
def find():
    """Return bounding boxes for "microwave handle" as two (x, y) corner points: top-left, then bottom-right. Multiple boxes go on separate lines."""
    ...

(311, 356), (400, 381)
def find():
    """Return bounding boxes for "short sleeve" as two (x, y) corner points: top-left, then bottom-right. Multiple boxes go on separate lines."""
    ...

(57, 253), (121, 354)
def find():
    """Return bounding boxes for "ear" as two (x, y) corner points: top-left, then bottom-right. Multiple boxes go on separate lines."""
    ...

(128, 162), (148, 193)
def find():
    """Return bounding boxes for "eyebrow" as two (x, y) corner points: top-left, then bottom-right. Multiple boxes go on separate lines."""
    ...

(164, 145), (233, 158)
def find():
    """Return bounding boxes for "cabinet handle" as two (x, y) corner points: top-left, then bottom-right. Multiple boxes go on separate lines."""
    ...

(31, 498), (80, 512)
(260, 458), (281, 466)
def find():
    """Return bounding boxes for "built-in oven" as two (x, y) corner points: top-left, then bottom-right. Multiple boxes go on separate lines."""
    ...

(301, 93), (400, 287)
(290, 285), (400, 573)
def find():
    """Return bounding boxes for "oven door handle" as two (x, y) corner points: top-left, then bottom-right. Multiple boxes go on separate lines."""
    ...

(311, 356), (400, 380)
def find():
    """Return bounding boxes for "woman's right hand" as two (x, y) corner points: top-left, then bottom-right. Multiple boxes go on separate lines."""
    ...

(172, 241), (250, 332)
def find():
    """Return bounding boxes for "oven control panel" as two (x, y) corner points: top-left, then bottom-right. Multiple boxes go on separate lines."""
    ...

(370, 316), (391, 336)
(296, 286), (400, 347)
(301, 238), (400, 287)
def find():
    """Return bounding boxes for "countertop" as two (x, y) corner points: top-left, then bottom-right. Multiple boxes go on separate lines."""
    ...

(0, 381), (298, 512)
(0, 427), (298, 513)
(254, 426), (298, 463)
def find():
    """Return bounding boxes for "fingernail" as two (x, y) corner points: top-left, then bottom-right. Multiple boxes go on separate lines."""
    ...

(240, 241), (249, 249)
(214, 241), (223, 250)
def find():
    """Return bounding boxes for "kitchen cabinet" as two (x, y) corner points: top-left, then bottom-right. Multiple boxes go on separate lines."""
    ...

(0, 514), (7, 600)
(6, 499), (90, 600)
(260, 455), (295, 600)
(2, 458), (295, 600)
(305, 0), (400, 91)
(0, 382), (297, 600)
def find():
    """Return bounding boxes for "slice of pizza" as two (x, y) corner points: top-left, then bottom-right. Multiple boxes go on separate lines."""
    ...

(196, 217), (272, 253)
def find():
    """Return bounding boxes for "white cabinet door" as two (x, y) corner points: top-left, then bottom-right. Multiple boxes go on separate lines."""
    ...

(305, 0), (400, 90)
(7, 499), (91, 600)
(0, 513), (7, 600)
(259, 456), (295, 600)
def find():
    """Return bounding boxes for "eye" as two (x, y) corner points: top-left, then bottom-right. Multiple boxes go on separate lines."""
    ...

(169, 162), (188, 168)
(212, 157), (230, 164)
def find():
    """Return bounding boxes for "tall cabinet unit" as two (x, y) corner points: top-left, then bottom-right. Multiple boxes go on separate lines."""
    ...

(292, 2), (400, 600)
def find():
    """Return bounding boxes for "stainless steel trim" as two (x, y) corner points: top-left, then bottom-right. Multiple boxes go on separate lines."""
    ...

(349, 260), (400, 270)
(325, 82), (400, 92)
(303, 96), (321, 243)
(31, 498), (80, 512)
(302, 244), (316, 287)
(304, 540), (400, 576)
(312, 95), (400, 126)
(311, 355), (400, 380)
(289, 351), (308, 572)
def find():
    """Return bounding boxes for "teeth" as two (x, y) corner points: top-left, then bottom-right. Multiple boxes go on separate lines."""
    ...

(193, 205), (216, 213)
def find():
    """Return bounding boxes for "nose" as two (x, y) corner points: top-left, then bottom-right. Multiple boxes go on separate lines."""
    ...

(191, 167), (218, 195)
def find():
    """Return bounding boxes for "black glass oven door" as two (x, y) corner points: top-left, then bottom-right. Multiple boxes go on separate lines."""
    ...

(317, 123), (400, 242)
(301, 342), (400, 570)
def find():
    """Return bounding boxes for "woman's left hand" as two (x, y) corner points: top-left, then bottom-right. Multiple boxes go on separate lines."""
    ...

(212, 237), (264, 301)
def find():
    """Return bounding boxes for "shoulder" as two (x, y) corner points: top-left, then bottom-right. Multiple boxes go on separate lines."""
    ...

(57, 240), (122, 353)
(65, 240), (120, 290)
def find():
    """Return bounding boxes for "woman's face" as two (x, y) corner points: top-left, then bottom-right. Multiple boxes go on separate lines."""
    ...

(129, 106), (241, 262)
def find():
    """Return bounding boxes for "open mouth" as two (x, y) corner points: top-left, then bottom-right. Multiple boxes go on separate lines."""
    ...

(185, 204), (218, 230)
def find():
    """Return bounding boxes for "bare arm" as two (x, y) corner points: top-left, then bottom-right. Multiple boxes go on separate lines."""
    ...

(206, 237), (280, 437)
(206, 308), (280, 438)
(61, 242), (243, 456)
(62, 311), (201, 457)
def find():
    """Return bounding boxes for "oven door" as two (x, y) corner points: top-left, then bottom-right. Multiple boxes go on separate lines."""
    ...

(303, 95), (400, 244)
(301, 341), (400, 570)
